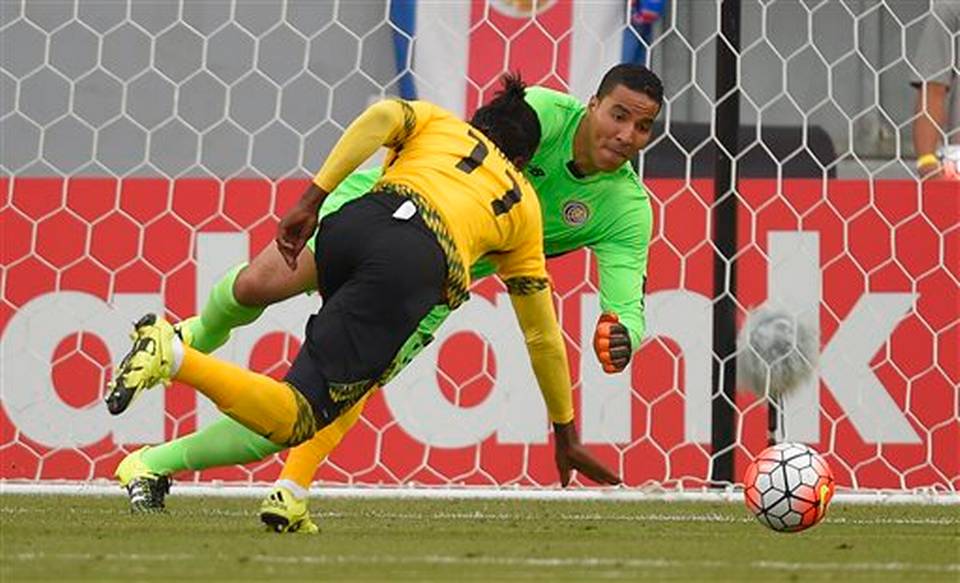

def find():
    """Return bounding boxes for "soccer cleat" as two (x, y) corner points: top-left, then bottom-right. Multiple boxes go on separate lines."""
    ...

(114, 446), (171, 514)
(104, 313), (176, 415)
(259, 487), (320, 534)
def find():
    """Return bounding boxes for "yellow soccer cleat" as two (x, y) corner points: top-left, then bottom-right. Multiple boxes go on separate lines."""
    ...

(105, 313), (176, 415)
(114, 446), (171, 514)
(259, 487), (320, 534)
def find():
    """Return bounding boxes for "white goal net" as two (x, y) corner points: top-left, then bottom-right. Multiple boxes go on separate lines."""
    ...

(1, 0), (956, 496)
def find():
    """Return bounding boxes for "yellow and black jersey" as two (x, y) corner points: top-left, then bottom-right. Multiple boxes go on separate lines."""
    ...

(312, 98), (573, 424)
(312, 99), (549, 310)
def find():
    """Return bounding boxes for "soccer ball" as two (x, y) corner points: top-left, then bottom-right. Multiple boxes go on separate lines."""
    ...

(743, 442), (835, 533)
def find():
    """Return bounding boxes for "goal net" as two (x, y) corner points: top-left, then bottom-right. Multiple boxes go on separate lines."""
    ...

(1, 0), (956, 496)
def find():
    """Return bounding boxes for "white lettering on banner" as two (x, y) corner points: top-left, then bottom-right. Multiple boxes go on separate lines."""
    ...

(384, 295), (548, 447)
(767, 232), (920, 443)
(819, 294), (920, 443)
(580, 296), (632, 444)
(0, 231), (921, 449)
(768, 232), (821, 442)
(576, 231), (919, 445)
(581, 289), (715, 444)
(644, 291), (716, 444)
(1, 292), (165, 448)
(194, 232), (247, 429)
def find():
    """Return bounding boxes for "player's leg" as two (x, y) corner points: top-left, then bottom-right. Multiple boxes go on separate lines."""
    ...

(119, 418), (284, 483)
(110, 311), (319, 443)
(106, 243), (317, 417)
(260, 394), (368, 534)
(110, 244), (317, 511)
(143, 183), (372, 460)
(262, 303), (452, 531)
(194, 165), (380, 339)
(109, 194), (445, 516)
(273, 394), (369, 494)
(114, 416), (284, 513)
(111, 175), (382, 511)
(118, 302), (450, 516)
(182, 243), (317, 353)
(261, 194), (445, 531)
(281, 194), (445, 427)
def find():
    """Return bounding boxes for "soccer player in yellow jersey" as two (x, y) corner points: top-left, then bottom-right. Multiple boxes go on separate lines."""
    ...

(107, 77), (619, 513)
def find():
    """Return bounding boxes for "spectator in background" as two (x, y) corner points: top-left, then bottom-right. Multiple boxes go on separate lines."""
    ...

(622, 0), (665, 66)
(911, 0), (959, 179)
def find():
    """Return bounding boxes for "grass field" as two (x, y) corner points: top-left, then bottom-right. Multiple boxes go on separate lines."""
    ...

(1, 494), (957, 581)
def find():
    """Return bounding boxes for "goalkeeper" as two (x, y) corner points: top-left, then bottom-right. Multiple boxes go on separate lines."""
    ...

(110, 65), (664, 530)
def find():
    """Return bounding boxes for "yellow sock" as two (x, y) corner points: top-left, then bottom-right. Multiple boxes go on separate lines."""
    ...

(176, 347), (318, 446)
(280, 391), (371, 489)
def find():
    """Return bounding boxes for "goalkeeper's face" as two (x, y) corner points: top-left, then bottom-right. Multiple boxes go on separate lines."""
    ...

(585, 84), (660, 172)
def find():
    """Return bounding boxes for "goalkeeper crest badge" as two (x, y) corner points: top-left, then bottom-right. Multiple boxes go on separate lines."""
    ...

(562, 200), (590, 227)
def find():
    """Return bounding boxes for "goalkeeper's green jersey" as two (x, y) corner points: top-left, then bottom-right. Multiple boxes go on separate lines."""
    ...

(314, 86), (652, 349)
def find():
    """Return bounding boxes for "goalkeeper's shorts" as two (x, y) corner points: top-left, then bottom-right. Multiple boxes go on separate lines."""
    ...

(284, 192), (445, 428)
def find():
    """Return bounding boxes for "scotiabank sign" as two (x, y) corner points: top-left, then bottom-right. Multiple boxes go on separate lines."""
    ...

(1, 177), (957, 490)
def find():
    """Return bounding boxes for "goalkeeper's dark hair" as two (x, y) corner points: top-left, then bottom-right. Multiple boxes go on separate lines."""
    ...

(470, 73), (541, 167)
(596, 64), (664, 108)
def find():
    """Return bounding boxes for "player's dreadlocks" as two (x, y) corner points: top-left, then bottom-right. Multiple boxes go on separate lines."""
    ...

(470, 73), (541, 169)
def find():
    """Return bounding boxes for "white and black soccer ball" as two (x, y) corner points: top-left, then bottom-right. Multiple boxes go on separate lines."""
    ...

(743, 442), (835, 533)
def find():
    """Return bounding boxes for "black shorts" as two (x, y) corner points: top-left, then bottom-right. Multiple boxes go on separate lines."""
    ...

(284, 192), (446, 428)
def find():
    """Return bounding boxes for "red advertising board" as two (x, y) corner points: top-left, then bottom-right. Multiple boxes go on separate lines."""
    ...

(1, 177), (956, 490)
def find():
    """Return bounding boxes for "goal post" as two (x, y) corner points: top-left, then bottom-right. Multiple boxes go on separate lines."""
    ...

(710, 0), (741, 486)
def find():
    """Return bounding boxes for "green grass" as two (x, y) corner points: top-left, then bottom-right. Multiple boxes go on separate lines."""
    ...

(1, 494), (957, 581)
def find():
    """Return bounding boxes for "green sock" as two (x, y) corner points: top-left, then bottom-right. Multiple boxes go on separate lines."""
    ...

(187, 264), (265, 353)
(141, 416), (284, 475)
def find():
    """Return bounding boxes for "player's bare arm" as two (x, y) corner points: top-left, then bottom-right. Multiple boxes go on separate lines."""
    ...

(277, 183), (328, 270)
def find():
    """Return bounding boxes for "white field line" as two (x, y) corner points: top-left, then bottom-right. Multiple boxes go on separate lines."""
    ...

(1, 482), (957, 505)
(4, 551), (959, 574)
(0, 504), (956, 526)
